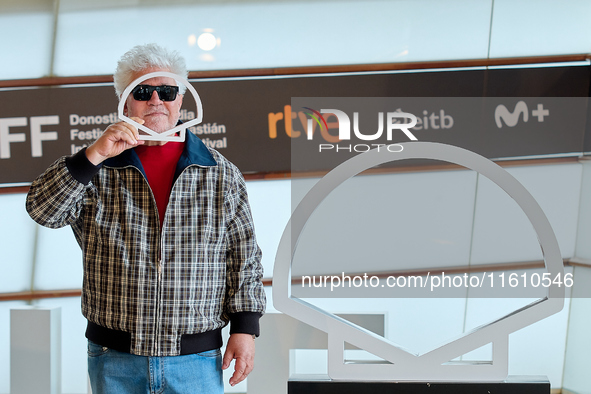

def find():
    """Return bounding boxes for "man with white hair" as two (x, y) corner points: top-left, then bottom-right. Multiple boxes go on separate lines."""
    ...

(26, 43), (266, 393)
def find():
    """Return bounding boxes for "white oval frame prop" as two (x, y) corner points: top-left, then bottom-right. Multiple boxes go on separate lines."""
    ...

(118, 71), (203, 142)
(273, 141), (565, 381)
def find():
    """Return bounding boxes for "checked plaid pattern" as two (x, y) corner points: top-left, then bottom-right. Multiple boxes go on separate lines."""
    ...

(26, 140), (265, 356)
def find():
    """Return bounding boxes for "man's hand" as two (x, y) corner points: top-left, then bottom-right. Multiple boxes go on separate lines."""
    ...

(85, 118), (145, 165)
(222, 333), (255, 386)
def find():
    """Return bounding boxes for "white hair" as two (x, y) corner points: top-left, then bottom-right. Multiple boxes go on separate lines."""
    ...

(113, 43), (188, 98)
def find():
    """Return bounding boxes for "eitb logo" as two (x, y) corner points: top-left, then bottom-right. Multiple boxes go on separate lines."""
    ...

(302, 107), (418, 153)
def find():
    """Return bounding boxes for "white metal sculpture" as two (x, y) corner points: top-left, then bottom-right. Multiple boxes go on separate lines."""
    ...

(118, 71), (203, 142)
(273, 141), (565, 381)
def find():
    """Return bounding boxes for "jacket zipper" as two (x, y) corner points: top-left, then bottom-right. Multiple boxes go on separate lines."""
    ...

(127, 164), (196, 356)
(131, 166), (163, 356)
(153, 166), (192, 355)
(154, 192), (163, 357)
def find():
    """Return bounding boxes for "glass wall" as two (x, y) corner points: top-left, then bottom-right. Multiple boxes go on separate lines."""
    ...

(2, 0), (591, 81)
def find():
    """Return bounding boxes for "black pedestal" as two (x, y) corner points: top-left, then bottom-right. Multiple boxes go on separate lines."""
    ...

(288, 375), (550, 394)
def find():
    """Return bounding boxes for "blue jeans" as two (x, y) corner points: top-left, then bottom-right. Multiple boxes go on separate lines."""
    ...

(88, 340), (223, 394)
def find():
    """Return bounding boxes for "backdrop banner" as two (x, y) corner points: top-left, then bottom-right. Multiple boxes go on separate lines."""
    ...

(0, 64), (589, 186)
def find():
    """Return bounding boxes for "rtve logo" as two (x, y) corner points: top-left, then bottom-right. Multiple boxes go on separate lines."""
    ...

(268, 105), (437, 143)
(494, 101), (550, 128)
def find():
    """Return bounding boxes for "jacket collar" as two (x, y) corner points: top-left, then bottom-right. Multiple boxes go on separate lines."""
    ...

(103, 130), (218, 176)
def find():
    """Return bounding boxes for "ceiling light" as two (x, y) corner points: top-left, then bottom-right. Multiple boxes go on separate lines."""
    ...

(197, 33), (217, 51)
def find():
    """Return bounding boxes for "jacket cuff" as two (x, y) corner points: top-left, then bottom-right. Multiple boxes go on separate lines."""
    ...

(65, 147), (102, 185)
(229, 311), (262, 337)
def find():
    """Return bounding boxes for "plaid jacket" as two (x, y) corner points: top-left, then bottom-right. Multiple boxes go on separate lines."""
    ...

(26, 132), (266, 356)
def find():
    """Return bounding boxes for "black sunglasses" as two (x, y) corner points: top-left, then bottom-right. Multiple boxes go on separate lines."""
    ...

(131, 84), (180, 101)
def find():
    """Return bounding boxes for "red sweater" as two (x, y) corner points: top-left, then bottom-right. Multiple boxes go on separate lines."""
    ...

(135, 142), (185, 228)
